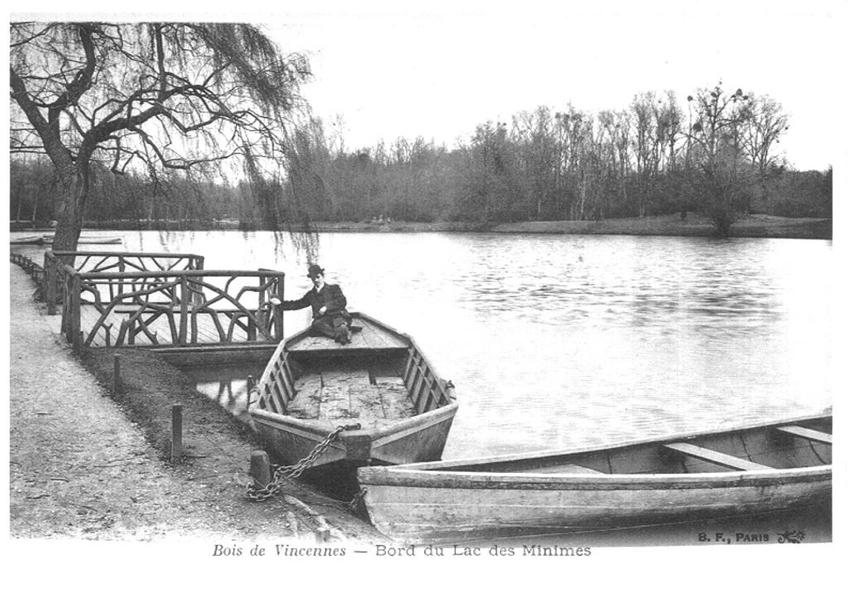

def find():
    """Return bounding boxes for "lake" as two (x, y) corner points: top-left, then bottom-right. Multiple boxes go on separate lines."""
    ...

(78, 230), (834, 460)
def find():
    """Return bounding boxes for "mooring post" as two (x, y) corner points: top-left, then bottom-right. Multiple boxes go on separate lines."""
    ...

(171, 403), (183, 463)
(112, 354), (121, 396)
(249, 450), (272, 487)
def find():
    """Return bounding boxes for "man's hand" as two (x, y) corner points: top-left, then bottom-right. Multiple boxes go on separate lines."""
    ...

(269, 298), (281, 306)
(318, 306), (326, 315)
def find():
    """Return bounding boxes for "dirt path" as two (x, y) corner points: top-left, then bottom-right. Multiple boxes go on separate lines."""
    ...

(8, 265), (380, 543)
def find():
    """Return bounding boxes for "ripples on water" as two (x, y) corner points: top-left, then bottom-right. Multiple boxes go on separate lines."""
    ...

(19, 230), (831, 460)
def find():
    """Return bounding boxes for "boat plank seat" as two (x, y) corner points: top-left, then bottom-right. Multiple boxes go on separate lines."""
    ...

(663, 442), (774, 471)
(775, 425), (832, 445)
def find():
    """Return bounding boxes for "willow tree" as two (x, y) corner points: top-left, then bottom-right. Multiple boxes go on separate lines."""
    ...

(10, 22), (311, 251)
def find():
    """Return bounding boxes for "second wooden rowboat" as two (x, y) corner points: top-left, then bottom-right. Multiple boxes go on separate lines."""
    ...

(357, 410), (832, 542)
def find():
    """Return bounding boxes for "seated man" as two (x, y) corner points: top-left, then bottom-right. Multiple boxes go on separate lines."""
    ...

(271, 264), (352, 344)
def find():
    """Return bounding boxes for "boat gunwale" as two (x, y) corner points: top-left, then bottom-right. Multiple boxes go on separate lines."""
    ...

(250, 399), (458, 439)
(357, 463), (832, 490)
(358, 408), (832, 476)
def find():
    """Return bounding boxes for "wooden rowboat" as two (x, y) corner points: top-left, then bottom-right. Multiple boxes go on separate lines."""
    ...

(358, 410), (832, 542)
(249, 312), (458, 475)
(10, 235), (123, 245)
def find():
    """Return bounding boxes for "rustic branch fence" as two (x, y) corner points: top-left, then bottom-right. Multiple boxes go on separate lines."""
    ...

(33, 250), (285, 352)
(43, 251), (205, 315)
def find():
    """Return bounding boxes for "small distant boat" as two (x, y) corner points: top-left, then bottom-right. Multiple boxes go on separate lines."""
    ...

(358, 410), (832, 542)
(249, 312), (458, 474)
(10, 235), (122, 245)
(10, 235), (45, 245)
(76, 236), (123, 245)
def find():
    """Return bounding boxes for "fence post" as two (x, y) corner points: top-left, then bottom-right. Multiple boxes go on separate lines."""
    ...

(179, 274), (188, 346)
(45, 255), (57, 315)
(118, 256), (125, 303)
(191, 257), (204, 305)
(70, 273), (82, 353)
(273, 273), (285, 340)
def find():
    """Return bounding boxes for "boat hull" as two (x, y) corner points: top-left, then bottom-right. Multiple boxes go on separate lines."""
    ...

(359, 466), (831, 541)
(251, 402), (457, 470)
(358, 411), (832, 541)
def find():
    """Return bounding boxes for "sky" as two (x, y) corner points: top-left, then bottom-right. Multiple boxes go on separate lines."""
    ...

(6, 1), (846, 169)
(264, 1), (845, 170)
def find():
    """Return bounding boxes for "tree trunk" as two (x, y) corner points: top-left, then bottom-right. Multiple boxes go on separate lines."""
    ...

(760, 177), (770, 214)
(51, 164), (88, 254)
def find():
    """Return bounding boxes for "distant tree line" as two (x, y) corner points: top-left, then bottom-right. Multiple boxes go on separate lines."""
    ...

(10, 84), (832, 235)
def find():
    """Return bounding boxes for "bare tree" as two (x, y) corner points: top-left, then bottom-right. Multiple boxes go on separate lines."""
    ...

(683, 84), (755, 235)
(741, 95), (789, 211)
(10, 22), (311, 252)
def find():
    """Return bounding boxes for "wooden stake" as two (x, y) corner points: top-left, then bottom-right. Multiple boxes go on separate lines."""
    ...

(315, 527), (331, 543)
(283, 494), (347, 542)
(112, 354), (121, 396)
(286, 511), (299, 537)
(171, 403), (183, 463)
(249, 450), (271, 487)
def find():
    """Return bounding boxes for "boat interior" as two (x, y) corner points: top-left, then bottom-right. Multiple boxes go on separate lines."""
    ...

(256, 339), (453, 427)
(434, 415), (832, 475)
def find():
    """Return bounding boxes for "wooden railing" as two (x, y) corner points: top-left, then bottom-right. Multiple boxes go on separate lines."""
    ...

(59, 269), (286, 351)
(21, 250), (287, 352)
(43, 250), (204, 315)
(10, 253), (47, 299)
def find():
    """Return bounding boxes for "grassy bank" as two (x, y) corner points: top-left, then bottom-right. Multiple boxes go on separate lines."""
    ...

(487, 214), (832, 239)
(303, 214), (831, 239)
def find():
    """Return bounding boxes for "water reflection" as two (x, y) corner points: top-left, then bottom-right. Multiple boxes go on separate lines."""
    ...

(186, 362), (265, 427)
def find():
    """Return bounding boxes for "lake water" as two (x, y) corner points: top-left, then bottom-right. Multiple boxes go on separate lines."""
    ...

(19, 229), (832, 459)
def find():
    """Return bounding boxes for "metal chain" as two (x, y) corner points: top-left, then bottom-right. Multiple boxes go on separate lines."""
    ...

(347, 488), (367, 512)
(246, 423), (361, 501)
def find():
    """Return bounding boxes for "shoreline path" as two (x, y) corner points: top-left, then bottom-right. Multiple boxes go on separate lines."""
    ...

(8, 265), (376, 541)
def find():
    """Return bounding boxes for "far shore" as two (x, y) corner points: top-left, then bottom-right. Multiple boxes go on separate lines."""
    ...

(11, 213), (832, 240)
(300, 214), (832, 240)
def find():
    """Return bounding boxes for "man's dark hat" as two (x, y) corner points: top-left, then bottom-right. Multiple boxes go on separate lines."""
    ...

(306, 264), (325, 278)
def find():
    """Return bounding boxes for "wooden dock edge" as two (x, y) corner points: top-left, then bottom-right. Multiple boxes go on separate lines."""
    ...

(152, 344), (278, 366)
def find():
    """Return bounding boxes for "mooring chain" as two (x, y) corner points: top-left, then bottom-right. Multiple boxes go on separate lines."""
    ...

(246, 423), (362, 502)
(347, 488), (367, 512)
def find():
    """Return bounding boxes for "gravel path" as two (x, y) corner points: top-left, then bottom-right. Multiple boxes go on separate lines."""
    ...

(10, 268), (189, 538)
(8, 265), (378, 542)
